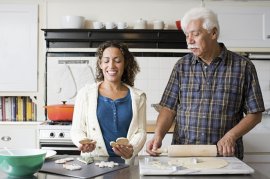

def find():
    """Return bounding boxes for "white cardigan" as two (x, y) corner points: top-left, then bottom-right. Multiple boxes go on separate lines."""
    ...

(71, 82), (147, 160)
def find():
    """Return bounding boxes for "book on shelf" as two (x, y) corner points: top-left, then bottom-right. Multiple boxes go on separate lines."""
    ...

(1, 97), (6, 121)
(4, 97), (12, 121)
(26, 97), (33, 121)
(0, 96), (36, 122)
(0, 98), (2, 121)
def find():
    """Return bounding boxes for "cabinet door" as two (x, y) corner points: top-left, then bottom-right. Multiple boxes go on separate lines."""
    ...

(209, 6), (270, 48)
(0, 4), (38, 91)
(0, 124), (38, 149)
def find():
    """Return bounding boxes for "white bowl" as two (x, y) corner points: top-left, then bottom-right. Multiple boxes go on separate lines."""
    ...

(61, 16), (85, 29)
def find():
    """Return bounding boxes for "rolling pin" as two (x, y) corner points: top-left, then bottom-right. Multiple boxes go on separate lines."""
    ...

(154, 145), (218, 157)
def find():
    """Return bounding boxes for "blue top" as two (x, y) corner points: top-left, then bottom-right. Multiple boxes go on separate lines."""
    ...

(97, 89), (132, 156)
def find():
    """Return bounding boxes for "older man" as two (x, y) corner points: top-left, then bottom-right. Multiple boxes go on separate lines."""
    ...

(146, 7), (265, 159)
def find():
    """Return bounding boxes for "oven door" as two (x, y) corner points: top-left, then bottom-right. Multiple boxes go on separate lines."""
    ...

(46, 56), (96, 106)
(40, 140), (80, 155)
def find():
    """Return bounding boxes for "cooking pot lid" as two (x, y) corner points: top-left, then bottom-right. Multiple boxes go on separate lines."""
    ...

(44, 104), (74, 108)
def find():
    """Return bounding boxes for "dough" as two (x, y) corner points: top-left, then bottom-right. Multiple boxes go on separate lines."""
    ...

(55, 157), (74, 164)
(79, 138), (96, 145)
(110, 141), (117, 147)
(63, 163), (82, 170)
(95, 161), (119, 168)
(110, 137), (129, 147)
(116, 137), (129, 145)
(168, 157), (228, 169)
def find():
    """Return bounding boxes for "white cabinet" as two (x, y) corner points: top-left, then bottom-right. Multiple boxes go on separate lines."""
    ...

(209, 6), (270, 48)
(0, 122), (39, 149)
(0, 4), (38, 92)
(0, 4), (43, 122)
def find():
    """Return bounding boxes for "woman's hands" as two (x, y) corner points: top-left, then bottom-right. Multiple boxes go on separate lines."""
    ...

(112, 144), (134, 159)
(79, 139), (97, 153)
(79, 143), (96, 153)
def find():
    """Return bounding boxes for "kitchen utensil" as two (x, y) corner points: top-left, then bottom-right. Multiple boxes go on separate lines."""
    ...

(139, 156), (254, 175)
(0, 149), (47, 178)
(93, 21), (104, 29)
(175, 20), (181, 30)
(61, 16), (85, 29)
(40, 157), (128, 178)
(134, 18), (147, 29)
(44, 101), (74, 121)
(77, 156), (94, 165)
(105, 22), (116, 29)
(154, 145), (217, 157)
(117, 22), (128, 29)
(153, 20), (164, 29)
(45, 150), (57, 159)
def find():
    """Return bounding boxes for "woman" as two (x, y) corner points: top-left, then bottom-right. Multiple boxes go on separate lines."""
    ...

(71, 41), (147, 162)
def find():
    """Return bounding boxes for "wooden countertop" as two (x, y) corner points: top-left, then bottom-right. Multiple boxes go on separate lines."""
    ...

(146, 121), (175, 133)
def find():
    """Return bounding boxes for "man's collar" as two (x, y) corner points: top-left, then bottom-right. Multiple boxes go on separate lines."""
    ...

(191, 43), (228, 65)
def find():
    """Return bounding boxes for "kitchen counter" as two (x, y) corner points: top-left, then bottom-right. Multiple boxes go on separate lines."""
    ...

(1, 157), (269, 179)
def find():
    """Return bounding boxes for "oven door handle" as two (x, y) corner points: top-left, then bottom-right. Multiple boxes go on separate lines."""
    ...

(41, 147), (79, 151)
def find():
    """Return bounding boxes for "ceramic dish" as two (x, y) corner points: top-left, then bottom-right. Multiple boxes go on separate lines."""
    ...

(45, 150), (57, 159)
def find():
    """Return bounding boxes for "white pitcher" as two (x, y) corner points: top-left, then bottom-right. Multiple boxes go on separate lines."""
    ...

(134, 18), (147, 29)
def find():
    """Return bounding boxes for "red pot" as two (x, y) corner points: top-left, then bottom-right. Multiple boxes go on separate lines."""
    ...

(44, 102), (74, 121)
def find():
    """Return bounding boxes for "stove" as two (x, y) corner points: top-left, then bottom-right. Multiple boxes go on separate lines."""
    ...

(38, 121), (80, 155)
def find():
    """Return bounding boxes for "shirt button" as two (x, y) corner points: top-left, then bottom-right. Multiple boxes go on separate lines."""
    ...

(98, 146), (102, 149)
(92, 128), (96, 131)
(201, 133), (205, 136)
(202, 116), (206, 118)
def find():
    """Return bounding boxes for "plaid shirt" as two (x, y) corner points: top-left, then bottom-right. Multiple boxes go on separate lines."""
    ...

(160, 44), (265, 159)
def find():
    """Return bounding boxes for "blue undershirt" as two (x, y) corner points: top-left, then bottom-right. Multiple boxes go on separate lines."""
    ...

(97, 89), (132, 156)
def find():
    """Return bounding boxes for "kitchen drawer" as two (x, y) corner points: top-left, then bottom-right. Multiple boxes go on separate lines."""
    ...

(0, 123), (38, 149)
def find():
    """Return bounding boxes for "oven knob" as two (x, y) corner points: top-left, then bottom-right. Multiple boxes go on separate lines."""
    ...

(59, 132), (65, 138)
(49, 132), (55, 138)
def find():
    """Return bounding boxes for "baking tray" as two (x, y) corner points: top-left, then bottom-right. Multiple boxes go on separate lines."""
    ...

(40, 156), (128, 178)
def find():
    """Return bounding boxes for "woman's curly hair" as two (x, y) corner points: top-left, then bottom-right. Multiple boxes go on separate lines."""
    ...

(95, 41), (140, 87)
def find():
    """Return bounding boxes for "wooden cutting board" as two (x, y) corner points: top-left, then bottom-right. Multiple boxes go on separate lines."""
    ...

(139, 156), (254, 175)
(40, 156), (128, 178)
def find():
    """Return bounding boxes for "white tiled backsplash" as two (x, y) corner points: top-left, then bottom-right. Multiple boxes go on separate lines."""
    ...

(134, 58), (270, 121)
(135, 57), (181, 121)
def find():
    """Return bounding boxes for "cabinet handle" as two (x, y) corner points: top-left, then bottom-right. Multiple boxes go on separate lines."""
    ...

(1, 136), (11, 142)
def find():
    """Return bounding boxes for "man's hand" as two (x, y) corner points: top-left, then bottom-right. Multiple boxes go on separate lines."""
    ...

(217, 134), (236, 157)
(146, 137), (162, 156)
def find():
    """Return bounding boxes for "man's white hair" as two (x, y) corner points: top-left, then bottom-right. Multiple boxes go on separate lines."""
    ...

(181, 7), (220, 39)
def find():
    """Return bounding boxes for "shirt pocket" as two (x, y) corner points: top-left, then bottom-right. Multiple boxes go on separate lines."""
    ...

(215, 84), (242, 114)
(179, 83), (200, 110)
